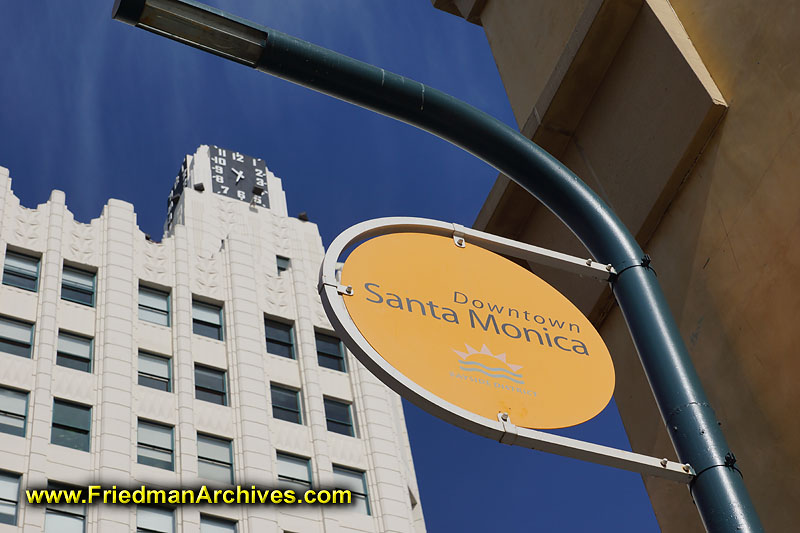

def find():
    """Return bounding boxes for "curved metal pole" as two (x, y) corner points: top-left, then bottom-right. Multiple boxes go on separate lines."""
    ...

(113, 3), (763, 530)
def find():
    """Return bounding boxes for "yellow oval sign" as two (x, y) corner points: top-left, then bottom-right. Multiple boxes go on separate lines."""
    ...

(340, 232), (615, 429)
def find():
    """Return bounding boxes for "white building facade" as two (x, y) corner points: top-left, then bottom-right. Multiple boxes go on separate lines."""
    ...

(0, 146), (425, 533)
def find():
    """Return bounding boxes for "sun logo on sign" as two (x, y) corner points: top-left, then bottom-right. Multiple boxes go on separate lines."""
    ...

(453, 344), (524, 384)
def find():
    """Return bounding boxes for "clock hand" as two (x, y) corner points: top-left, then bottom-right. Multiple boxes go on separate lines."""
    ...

(232, 168), (244, 183)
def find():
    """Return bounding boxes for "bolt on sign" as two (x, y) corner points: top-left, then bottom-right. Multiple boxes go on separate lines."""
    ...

(320, 219), (615, 430)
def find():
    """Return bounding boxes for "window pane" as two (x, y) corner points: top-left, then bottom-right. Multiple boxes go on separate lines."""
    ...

(271, 386), (298, 411)
(265, 320), (292, 344)
(51, 427), (90, 451)
(198, 461), (232, 484)
(195, 366), (225, 397)
(139, 307), (169, 326)
(53, 401), (91, 431)
(0, 388), (26, 417)
(44, 512), (84, 533)
(139, 422), (172, 449)
(137, 507), (174, 533)
(139, 375), (169, 392)
(4, 253), (37, 274)
(0, 502), (16, 525)
(318, 353), (345, 372)
(138, 447), (173, 470)
(192, 301), (221, 325)
(139, 288), (169, 312)
(3, 253), (38, 292)
(195, 389), (225, 405)
(0, 388), (26, 437)
(197, 436), (231, 464)
(0, 413), (25, 437)
(277, 454), (310, 483)
(58, 333), (91, 358)
(315, 334), (341, 356)
(0, 471), (18, 524)
(0, 340), (31, 358)
(3, 271), (36, 291)
(62, 268), (94, 290)
(61, 286), (93, 306)
(200, 516), (236, 533)
(326, 420), (353, 436)
(333, 467), (369, 515)
(193, 321), (222, 340)
(0, 318), (33, 344)
(139, 353), (170, 380)
(332, 467), (365, 493)
(52, 400), (91, 451)
(324, 399), (351, 425)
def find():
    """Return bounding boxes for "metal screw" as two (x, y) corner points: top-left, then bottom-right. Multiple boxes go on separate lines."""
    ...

(585, 259), (592, 266)
(456, 238), (465, 246)
(345, 286), (353, 295)
(683, 464), (691, 473)
(500, 412), (509, 422)
(606, 264), (613, 272)
(660, 458), (668, 467)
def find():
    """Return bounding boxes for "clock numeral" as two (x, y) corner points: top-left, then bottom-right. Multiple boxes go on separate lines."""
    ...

(252, 195), (262, 205)
(216, 185), (229, 194)
(216, 148), (227, 157)
(211, 156), (227, 166)
(251, 159), (258, 167)
(256, 178), (265, 187)
(255, 168), (266, 178)
(213, 175), (224, 183)
(232, 152), (244, 162)
(213, 165), (224, 174)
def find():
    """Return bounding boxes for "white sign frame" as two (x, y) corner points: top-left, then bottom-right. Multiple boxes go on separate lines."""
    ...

(318, 216), (693, 483)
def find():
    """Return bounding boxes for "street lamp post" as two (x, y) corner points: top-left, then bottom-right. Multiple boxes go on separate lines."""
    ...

(112, 1), (764, 531)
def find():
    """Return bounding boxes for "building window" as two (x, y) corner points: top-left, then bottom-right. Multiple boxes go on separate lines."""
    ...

(56, 332), (93, 373)
(138, 420), (174, 471)
(0, 387), (28, 437)
(137, 507), (174, 533)
(200, 515), (237, 533)
(0, 316), (34, 359)
(276, 452), (311, 492)
(324, 398), (354, 437)
(51, 399), (91, 452)
(276, 256), (290, 275)
(2, 251), (39, 292)
(195, 365), (227, 406)
(197, 434), (233, 484)
(333, 466), (370, 515)
(139, 286), (170, 326)
(44, 482), (86, 532)
(316, 332), (345, 372)
(265, 319), (294, 359)
(0, 471), (21, 525)
(271, 384), (301, 424)
(138, 351), (171, 392)
(192, 300), (223, 340)
(61, 266), (95, 307)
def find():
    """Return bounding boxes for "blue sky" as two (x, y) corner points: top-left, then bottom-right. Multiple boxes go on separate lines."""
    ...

(0, 2), (660, 531)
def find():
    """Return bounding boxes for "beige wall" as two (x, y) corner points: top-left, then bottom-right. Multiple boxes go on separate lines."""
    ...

(433, 0), (799, 531)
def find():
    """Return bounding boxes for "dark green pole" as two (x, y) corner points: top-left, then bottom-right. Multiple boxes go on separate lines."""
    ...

(113, 2), (763, 530)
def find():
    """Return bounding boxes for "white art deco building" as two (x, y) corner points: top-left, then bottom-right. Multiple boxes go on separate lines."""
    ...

(0, 146), (425, 533)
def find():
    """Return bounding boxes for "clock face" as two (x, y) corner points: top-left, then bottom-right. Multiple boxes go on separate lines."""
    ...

(209, 146), (270, 208)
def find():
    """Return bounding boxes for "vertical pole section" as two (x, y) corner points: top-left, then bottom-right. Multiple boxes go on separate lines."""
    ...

(111, 4), (764, 530)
